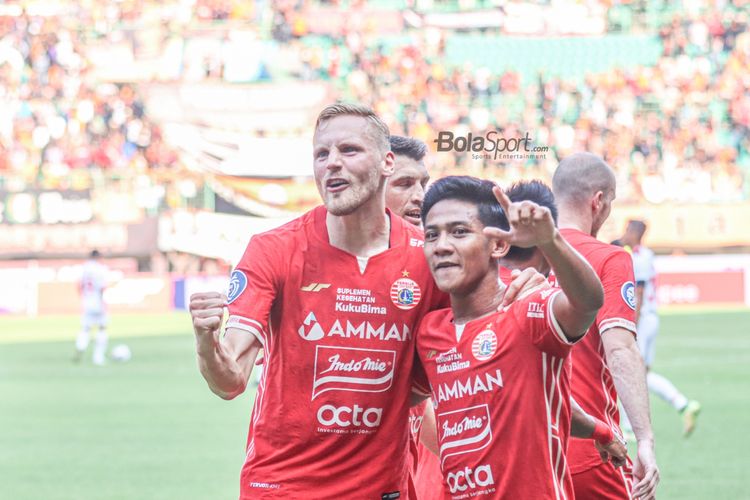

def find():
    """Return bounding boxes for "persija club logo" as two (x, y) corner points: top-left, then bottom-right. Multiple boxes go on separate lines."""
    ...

(312, 346), (396, 399)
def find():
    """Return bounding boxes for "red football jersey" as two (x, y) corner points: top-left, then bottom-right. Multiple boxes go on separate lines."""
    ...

(409, 401), (445, 500)
(560, 228), (637, 477)
(414, 440), (444, 500)
(417, 288), (579, 500)
(408, 402), (427, 497)
(227, 206), (446, 499)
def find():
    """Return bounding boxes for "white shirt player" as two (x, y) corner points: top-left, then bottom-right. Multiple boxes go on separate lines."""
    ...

(81, 259), (108, 313)
(631, 245), (657, 316)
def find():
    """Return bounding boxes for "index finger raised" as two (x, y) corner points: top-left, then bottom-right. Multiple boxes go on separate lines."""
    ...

(492, 184), (512, 213)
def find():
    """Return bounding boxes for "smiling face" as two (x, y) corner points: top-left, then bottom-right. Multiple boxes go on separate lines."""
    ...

(423, 199), (508, 295)
(385, 154), (430, 227)
(312, 115), (394, 216)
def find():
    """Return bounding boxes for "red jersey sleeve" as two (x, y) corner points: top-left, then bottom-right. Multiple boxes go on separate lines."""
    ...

(511, 289), (580, 358)
(410, 352), (431, 397)
(596, 251), (637, 337)
(225, 234), (284, 347)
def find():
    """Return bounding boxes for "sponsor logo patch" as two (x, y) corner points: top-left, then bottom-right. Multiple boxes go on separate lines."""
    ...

(301, 282), (330, 292)
(297, 312), (412, 342)
(438, 404), (493, 466)
(527, 302), (545, 319)
(316, 404), (383, 429)
(227, 270), (247, 304)
(471, 330), (498, 361)
(622, 281), (636, 310)
(446, 465), (495, 495)
(437, 369), (503, 404)
(312, 346), (396, 399)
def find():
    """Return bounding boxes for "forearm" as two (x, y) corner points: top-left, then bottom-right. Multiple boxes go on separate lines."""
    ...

(196, 336), (254, 400)
(607, 339), (654, 442)
(570, 397), (596, 438)
(539, 232), (603, 313)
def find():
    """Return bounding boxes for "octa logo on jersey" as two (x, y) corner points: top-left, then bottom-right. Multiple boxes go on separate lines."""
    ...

(316, 404), (383, 428)
(446, 465), (495, 494)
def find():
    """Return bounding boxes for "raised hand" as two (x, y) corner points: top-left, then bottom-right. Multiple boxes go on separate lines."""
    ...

(483, 184), (556, 249)
(189, 292), (227, 343)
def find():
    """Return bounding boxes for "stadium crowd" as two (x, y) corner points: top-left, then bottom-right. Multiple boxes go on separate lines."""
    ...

(279, 3), (750, 203)
(1, 0), (748, 206)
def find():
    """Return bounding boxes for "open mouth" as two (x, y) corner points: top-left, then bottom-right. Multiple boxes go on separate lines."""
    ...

(326, 178), (350, 192)
(404, 208), (422, 222)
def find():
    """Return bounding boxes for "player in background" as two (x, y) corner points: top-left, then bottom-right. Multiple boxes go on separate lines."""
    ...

(552, 153), (659, 500)
(74, 250), (109, 365)
(386, 134), (444, 500)
(189, 104), (544, 499)
(615, 220), (701, 437)
(500, 180), (629, 461)
(417, 175), (604, 499)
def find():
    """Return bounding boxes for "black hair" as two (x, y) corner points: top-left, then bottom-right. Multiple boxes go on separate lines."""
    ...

(389, 135), (428, 162)
(422, 176), (509, 230)
(627, 219), (647, 238)
(504, 180), (557, 261)
(90, 249), (101, 258)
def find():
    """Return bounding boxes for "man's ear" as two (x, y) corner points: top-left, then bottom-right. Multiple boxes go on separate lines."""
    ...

(592, 190), (604, 212)
(382, 150), (395, 177)
(490, 237), (511, 260)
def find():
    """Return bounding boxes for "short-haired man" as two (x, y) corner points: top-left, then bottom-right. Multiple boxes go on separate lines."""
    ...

(552, 153), (659, 500)
(416, 175), (604, 498)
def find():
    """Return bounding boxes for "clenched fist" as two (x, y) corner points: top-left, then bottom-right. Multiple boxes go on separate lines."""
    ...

(190, 292), (227, 344)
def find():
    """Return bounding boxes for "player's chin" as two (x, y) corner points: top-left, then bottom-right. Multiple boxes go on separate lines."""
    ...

(432, 266), (461, 292)
(325, 196), (360, 216)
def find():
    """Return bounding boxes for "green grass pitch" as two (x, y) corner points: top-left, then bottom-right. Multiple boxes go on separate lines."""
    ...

(1, 310), (747, 499)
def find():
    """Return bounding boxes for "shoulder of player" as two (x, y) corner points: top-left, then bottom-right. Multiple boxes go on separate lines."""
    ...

(420, 307), (453, 330)
(392, 213), (426, 250)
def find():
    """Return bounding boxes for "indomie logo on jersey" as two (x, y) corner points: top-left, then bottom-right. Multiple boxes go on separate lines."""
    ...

(390, 276), (422, 311)
(298, 312), (412, 342)
(227, 270), (248, 305)
(312, 346), (396, 399)
(471, 330), (498, 361)
(438, 404), (492, 466)
(437, 369), (503, 404)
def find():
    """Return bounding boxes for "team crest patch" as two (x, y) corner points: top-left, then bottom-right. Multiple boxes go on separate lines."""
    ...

(472, 330), (498, 361)
(390, 277), (422, 310)
(227, 270), (248, 304)
(621, 281), (636, 310)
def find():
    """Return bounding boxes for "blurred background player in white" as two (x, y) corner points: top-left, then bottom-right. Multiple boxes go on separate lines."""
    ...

(616, 220), (701, 437)
(74, 250), (109, 365)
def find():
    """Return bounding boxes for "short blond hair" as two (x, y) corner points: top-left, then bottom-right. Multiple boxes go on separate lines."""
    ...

(315, 102), (390, 153)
